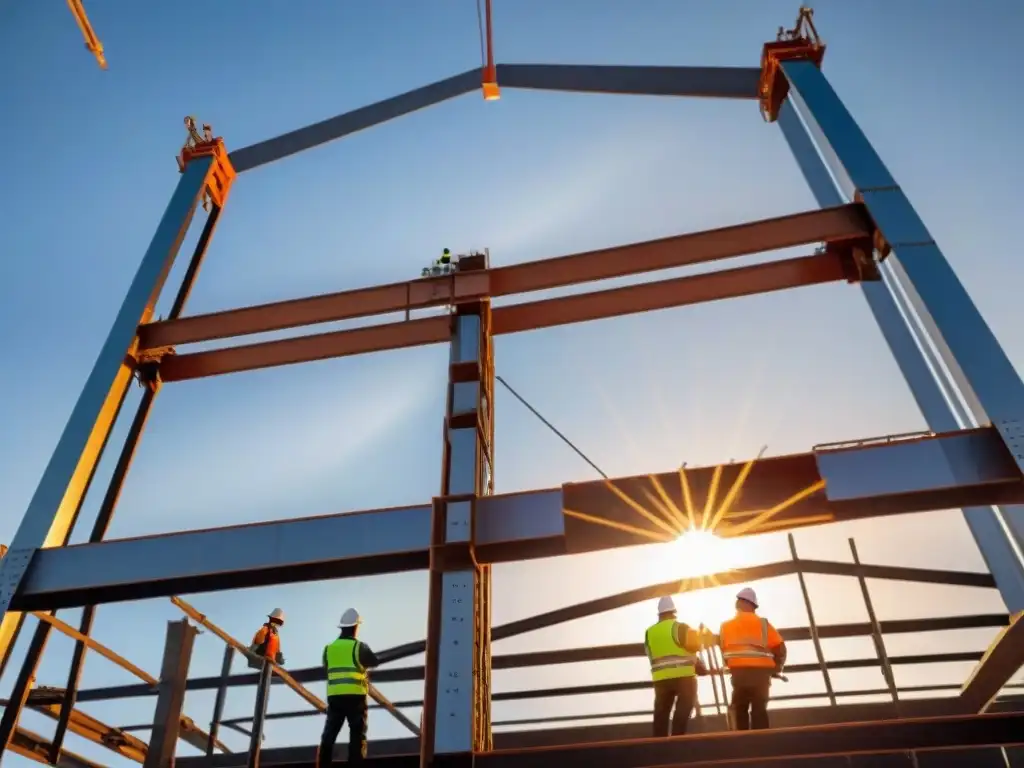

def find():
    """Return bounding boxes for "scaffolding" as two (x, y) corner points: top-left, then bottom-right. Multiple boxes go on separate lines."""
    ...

(1, 6), (1024, 767)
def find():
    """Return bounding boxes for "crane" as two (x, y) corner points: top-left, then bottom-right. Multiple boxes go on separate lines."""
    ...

(65, 0), (106, 69)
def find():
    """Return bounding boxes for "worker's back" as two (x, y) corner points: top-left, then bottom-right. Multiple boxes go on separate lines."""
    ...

(719, 612), (781, 669)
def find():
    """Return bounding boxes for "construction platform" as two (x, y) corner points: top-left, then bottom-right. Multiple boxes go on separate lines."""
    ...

(1, 6), (1024, 767)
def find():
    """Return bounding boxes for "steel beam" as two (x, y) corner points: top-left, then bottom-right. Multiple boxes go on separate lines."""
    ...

(228, 71), (480, 172)
(156, 253), (849, 381)
(0, 157), (214, 666)
(139, 204), (870, 351)
(961, 610), (1024, 712)
(781, 59), (1024, 553)
(226, 65), (760, 173)
(146, 620), (198, 768)
(473, 712), (1024, 768)
(495, 63), (760, 99)
(172, 701), (1024, 767)
(776, 89), (1024, 613)
(10, 427), (1022, 611)
(25, 699), (149, 762)
(11, 728), (105, 768)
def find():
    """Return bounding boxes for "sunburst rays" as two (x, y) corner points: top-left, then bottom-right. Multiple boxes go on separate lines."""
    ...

(564, 455), (829, 589)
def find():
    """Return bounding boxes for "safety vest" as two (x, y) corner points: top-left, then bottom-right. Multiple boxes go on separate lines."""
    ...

(644, 619), (697, 681)
(251, 625), (280, 660)
(440, 252), (451, 264)
(720, 614), (776, 669)
(325, 638), (368, 697)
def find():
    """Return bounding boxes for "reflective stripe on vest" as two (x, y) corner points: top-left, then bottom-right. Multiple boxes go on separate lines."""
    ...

(645, 619), (697, 681)
(721, 616), (775, 666)
(325, 638), (368, 696)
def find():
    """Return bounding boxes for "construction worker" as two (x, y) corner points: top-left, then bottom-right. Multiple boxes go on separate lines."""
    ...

(317, 608), (381, 768)
(247, 609), (286, 669)
(645, 596), (706, 737)
(719, 587), (787, 731)
(437, 248), (452, 265)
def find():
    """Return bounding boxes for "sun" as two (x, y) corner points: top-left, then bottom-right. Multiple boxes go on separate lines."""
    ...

(666, 528), (738, 579)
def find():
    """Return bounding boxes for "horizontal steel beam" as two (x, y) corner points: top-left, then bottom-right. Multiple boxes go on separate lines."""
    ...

(172, 700), (1024, 767)
(12, 428), (1022, 610)
(227, 65), (761, 173)
(25, 697), (147, 762)
(475, 712), (1024, 768)
(157, 252), (848, 382)
(495, 64), (761, 99)
(139, 204), (870, 351)
(961, 610), (1024, 712)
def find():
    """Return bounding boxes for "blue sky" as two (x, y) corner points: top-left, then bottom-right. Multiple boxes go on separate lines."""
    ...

(1, 0), (1024, 764)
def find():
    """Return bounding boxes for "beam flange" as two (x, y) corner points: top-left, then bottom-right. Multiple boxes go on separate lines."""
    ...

(961, 610), (1024, 712)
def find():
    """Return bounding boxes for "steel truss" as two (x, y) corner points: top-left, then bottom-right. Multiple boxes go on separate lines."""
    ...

(1, 7), (1024, 767)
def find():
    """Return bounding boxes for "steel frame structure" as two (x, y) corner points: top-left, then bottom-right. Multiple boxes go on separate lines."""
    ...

(2, 7), (1024, 767)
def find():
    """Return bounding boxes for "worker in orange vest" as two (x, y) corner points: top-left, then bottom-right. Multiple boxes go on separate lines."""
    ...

(718, 587), (786, 730)
(248, 608), (287, 668)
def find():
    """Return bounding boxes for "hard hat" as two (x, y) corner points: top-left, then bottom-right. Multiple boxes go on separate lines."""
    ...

(268, 608), (285, 624)
(443, 248), (451, 254)
(657, 596), (676, 614)
(736, 587), (758, 608)
(338, 608), (362, 628)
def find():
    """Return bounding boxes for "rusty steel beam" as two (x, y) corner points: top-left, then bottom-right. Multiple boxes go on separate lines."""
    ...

(156, 251), (849, 382)
(27, 698), (148, 762)
(11, 727), (105, 768)
(158, 315), (450, 383)
(961, 610), (1024, 712)
(138, 204), (871, 352)
(490, 251), (849, 335)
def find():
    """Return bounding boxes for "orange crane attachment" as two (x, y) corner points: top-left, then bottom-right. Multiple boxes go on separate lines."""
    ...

(177, 116), (236, 211)
(481, 0), (499, 100)
(758, 6), (824, 122)
(65, 0), (106, 69)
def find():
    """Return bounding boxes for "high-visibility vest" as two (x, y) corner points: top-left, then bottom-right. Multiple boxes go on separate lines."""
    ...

(440, 252), (451, 264)
(325, 638), (368, 697)
(644, 619), (697, 681)
(719, 614), (777, 669)
(251, 625), (280, 660)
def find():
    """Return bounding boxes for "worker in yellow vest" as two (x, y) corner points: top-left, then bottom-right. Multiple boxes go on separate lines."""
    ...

(316, 608), (381, 768)
(645, 596), (706, 737)
(718, 587), (787, 731)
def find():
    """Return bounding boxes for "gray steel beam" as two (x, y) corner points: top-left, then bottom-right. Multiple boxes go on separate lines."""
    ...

(777, 78), (1024, 612)
(0, 157), (214, 666)
(228, 71), (479, 172)
(146, 620), (198, 768)
(227, 65), (760, 174)
(495, 64), (760, 99)
(10, 428), (1023, 611)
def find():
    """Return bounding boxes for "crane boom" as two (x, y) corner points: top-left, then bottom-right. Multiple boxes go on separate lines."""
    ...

(65, 0), (106, 69)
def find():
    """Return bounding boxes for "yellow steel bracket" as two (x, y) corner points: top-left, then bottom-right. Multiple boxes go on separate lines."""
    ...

(177, 134), (236, 210)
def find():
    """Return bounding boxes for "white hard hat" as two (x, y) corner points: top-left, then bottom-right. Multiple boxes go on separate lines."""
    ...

(338, 608), (362, 628)
(268, 608), (285, 623)
(657, 596), (676, 614)
(736, 587), (758, 608)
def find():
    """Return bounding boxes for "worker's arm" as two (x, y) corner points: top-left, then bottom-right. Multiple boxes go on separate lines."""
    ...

(358, 642), (381, 670)
(766, 622), (787, 670)
(322, 647), (328, 670)
(673, 622), (703, 654)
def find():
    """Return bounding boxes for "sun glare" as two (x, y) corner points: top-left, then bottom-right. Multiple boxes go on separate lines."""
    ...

(667, 529), (738, 579)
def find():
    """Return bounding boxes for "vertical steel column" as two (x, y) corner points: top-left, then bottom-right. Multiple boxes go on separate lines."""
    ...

(0, 156), (216, 667)
(49, 204), (225, 765)
(788, 533), (837, 705)
(776, 94), (1024, 613)
(780, 58), (1024, 551)
(208, 644), (235, 756)
(422, 297), (494, 768)
(247, 660), (273, 768)
(146, 619), (198, 768)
